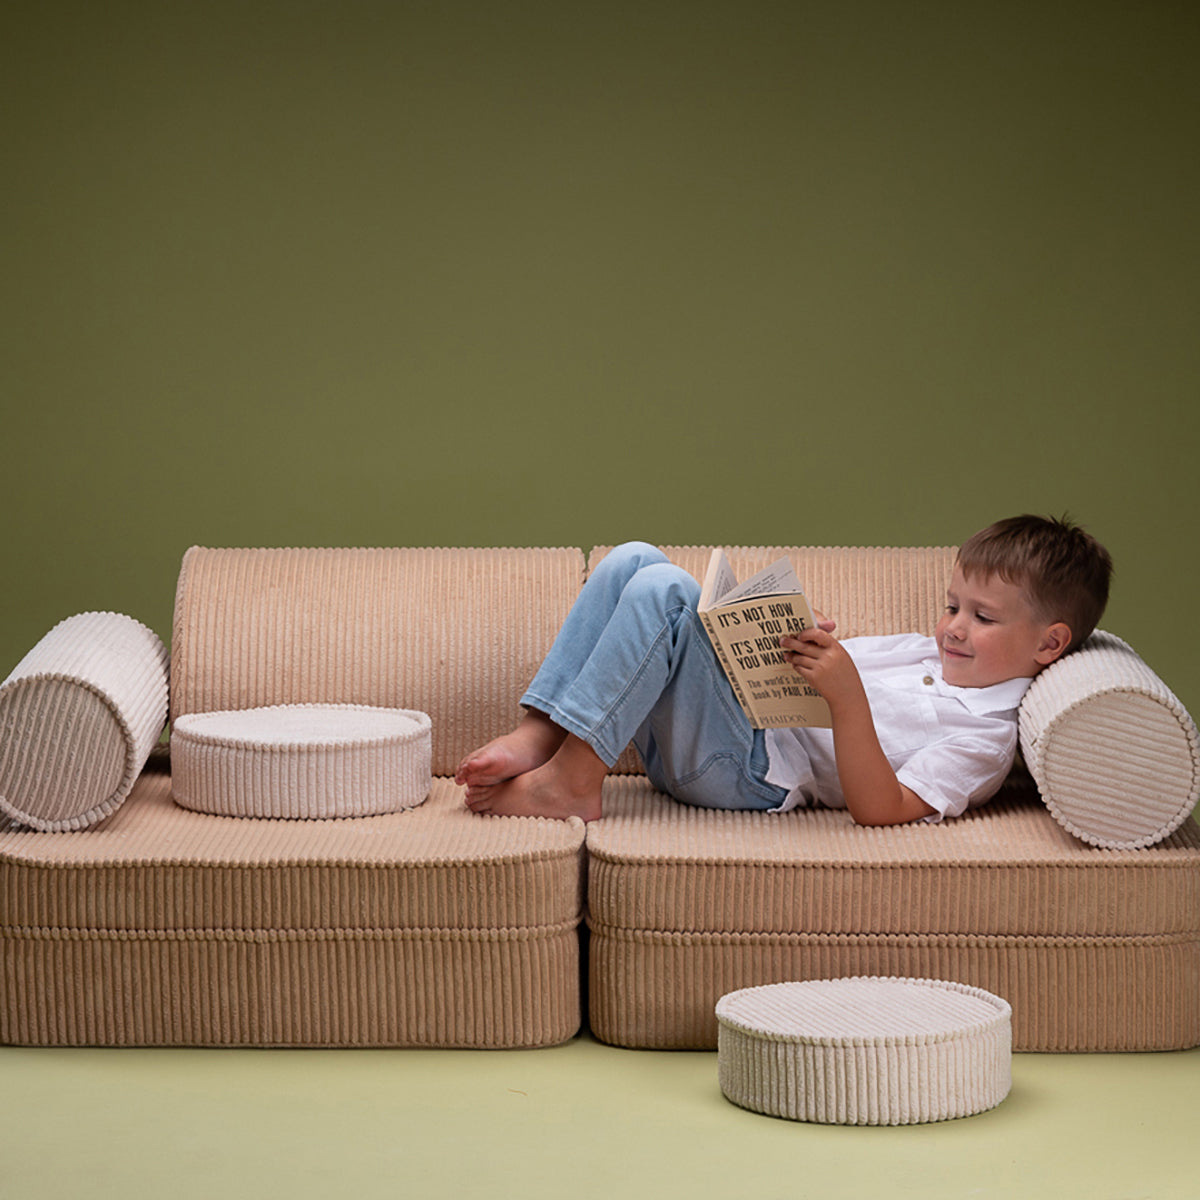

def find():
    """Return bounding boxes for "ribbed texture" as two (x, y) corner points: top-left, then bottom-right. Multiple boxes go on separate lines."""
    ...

(0, 921), (580, 1048)
(0, 773), (586, 1047)
(0, 773), (584, 931)
(716, 978), (1011, 1124)
(590, 545), (957, 774)
(585, 778), (1200, 1052)
(1021, 631), (1200, 848)
(0, 613), (169, 830)
(171, 704), (432, 819)
(590, 925), (1199, 1053)
(587, 779), (1200, 937)
(171, 547), (585, 776)
(588, 545), (957, 639)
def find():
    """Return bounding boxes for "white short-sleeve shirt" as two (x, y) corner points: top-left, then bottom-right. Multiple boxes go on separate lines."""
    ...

(763, 633), (1032, 820)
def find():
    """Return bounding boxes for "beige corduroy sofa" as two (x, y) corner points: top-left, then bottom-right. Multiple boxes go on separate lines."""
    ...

(1, 544), (1198, 1052)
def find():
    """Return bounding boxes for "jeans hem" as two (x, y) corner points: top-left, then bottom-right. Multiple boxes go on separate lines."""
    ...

(519, 692), (623, 769)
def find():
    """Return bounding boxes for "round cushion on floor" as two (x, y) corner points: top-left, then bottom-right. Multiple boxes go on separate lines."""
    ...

(0, 612), (169, 831)
(171, 704), (432, 819)
(716, 977), (1012, 1125)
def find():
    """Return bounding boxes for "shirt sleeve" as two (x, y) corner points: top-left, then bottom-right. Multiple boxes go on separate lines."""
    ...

(894, 724), (1019, 821)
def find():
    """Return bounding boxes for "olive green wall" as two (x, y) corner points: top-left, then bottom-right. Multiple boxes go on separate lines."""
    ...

(4, 2), (1198, 722)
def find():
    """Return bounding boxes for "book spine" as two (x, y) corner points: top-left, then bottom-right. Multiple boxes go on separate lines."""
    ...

(698, 610), (759, 725)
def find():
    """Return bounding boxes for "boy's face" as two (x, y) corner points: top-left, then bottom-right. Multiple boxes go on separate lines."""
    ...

(935, 565), (1064, 688)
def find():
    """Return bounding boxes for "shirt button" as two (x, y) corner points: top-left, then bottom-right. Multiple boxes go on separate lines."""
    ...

(922, 675), (934, 686)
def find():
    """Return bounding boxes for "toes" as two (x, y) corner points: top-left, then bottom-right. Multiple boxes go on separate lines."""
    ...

(463, 784), (495, 812)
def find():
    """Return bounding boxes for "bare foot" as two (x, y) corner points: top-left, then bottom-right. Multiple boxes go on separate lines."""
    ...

(455, 710), (567, 789)
(464, 734), (607, 822)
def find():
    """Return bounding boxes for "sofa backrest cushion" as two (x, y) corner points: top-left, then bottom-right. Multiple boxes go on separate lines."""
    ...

(590, 545), (957, 638)
(171, 547), (585, 776)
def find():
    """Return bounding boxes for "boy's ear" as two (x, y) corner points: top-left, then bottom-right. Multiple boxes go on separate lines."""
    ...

(1035, 622), (1072, 667)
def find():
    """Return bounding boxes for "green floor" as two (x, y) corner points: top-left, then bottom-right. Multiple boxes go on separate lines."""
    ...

(3, 1034), (1196, 1199)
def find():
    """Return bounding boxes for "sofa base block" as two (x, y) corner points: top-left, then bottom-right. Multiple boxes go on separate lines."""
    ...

(588, 926), (1200, 1053)
(2, 923), (581, 1048)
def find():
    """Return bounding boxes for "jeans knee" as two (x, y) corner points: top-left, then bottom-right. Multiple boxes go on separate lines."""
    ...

(589, 541), (667, 587)
(621, 560), (700, 612)
(605, 541), (666, 569)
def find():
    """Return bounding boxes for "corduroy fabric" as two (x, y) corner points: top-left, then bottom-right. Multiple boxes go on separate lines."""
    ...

(1020, 631), (1200, 848)
(589, 545), (958, 640)
(588, 550), (1200, 853)
(0, 770), (585, 1047)
(716, 978), (1012, 1124)
(585, 777), (1200, 1052)
(171, 704), (432, 819)
(170, 546), (585, 777)
(0, 613), (169, 831)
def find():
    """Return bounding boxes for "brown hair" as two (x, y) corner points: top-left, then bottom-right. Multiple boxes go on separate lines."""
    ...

(957, 514), (1113, 652)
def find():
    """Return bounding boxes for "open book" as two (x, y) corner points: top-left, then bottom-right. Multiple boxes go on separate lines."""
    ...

(697, 548), (833, 729)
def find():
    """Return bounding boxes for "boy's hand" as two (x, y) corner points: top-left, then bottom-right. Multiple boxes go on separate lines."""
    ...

(779, 624), (936, 826)
(780, 625), (864, 712)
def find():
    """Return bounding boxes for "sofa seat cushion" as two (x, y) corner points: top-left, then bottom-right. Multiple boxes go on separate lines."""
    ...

(171, 704), (432, 819)
(0, 766), (585, 1048)
(585, 778), (1200, 1052)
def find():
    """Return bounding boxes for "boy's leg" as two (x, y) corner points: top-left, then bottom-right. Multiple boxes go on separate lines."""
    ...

(630, 604), (789, 813)
(519, 542), (704, 767)
(456, 541), (671, 791)
(461, 541), (787, 817)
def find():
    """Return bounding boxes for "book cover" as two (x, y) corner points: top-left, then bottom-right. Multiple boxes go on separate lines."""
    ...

(697, 548), (833, 729)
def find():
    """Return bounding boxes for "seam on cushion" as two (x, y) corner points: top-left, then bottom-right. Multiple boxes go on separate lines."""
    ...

(1, 918), (583, 944)
(584, 925), (1200, 948)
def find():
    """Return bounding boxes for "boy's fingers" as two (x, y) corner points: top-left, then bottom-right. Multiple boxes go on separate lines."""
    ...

(781, 628), (831, 650)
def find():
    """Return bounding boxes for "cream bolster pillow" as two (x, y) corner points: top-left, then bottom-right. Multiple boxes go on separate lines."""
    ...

(0, 612), (170, 831)
(1019, 631), (1200, 849)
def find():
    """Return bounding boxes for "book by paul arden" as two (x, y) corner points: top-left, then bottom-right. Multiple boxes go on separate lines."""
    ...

(697, 548), (833, 729)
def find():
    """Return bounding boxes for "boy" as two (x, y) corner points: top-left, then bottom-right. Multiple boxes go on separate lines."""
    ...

(456, 515), (1112, 826)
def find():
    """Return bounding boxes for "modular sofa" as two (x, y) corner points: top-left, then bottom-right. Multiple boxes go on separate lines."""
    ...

(1, 544), (1198, 1051)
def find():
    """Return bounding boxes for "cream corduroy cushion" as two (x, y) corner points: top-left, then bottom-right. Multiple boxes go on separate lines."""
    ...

(716, 977), (1012, 1125)
(0, 613), (169, 831)
(171, 704), (432, 819)
(1020, 632), (1200, 849)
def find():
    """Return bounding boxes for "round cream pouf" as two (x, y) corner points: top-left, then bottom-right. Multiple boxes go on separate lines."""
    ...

(171, 704), (432, 819)
(716, 977), (1012, 1126)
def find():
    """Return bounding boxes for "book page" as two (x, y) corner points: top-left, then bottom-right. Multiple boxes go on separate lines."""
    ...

(719, 557), (805, 605)
(699, 548), (740, 611)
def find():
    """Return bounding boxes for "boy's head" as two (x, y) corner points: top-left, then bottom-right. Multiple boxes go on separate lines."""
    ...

(936, 514), (1113, 689)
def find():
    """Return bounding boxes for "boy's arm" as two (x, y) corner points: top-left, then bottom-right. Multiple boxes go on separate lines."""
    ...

(781, 629), (936, 826)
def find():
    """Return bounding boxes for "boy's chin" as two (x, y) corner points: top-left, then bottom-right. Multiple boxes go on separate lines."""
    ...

(940, 659), (1008, 689)
(939, 654), (975, 686)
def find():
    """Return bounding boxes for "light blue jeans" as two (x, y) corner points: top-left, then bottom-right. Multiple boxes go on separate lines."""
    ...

(521, 542), (789, 811)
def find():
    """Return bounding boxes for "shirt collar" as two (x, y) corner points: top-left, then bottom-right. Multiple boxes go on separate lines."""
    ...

(921, 656), (1033, 716)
